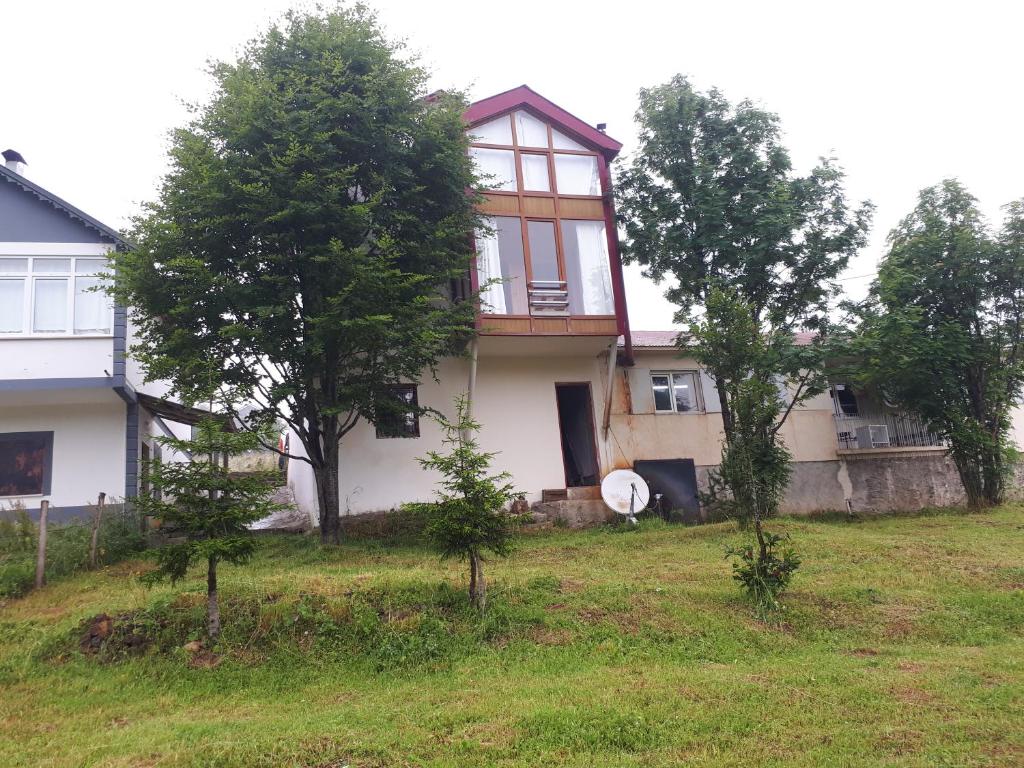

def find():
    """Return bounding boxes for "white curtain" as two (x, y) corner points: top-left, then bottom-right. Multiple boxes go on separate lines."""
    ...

(554, 154), (600, 195)
(469, 147), (516, 191)
(74, 276), (112, 334)
(514, 110), (548, 147)
(520, 154), (550, 191)
(0, 279), (24, 333)
(573, 222), (614, 314)
(33, 278), (67, 332)
(475, 220), (507, 314)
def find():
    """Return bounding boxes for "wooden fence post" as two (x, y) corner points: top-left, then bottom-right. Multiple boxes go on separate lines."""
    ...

(89, 492), (106, 569)
(35, 500), (49, 589)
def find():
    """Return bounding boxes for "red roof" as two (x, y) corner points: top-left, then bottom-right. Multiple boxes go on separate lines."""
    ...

(626, 330), (817, 349)
(463, 85), (623, 160)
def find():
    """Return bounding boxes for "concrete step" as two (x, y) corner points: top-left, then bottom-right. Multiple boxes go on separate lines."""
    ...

(530, 499), (613, 529)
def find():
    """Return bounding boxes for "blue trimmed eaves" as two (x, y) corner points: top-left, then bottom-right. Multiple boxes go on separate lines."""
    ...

(0, 164), (129, 247)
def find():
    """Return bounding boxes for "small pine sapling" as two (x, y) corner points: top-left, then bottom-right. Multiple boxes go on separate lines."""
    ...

(136, 419), (278, 642)
(406, 395), (522, 611)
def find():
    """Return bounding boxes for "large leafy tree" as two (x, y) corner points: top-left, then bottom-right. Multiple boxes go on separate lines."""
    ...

(852, 181), (1024, 507)
(112, 6), (480, 543)
(616, 77), (871, 607)
(616, 75), (872, 437)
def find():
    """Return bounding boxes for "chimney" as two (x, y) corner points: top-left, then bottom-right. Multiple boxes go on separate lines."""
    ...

(2, 149), (27, 175)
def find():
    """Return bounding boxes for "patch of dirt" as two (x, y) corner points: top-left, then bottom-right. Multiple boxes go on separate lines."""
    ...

(78, 612), (154, 659)
(558, 578), (585, 593)
(849, 647), (880, 657)
(187, 650), (222, 669)
(892, 685), (936, 705)
(528, 626), (573, 646)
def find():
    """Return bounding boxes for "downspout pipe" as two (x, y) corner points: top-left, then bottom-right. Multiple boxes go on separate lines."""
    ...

(602, 341), (616, 440)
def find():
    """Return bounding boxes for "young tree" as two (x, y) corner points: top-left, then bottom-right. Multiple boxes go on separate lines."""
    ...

(616, 76), (871, 606)
(138, 419), (277, 642)
(852, 181), (1024, 507)
(111, 6), (480, 544)
(406, 396), (521, 611)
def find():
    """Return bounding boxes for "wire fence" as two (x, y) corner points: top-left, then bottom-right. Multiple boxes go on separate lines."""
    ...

(0, 501), (147, 599)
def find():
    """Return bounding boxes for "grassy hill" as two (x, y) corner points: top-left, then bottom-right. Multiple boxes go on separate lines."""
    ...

(1, 507), (1022, 767)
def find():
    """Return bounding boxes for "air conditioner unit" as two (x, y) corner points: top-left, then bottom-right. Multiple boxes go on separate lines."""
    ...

(855, 425), (890, 449)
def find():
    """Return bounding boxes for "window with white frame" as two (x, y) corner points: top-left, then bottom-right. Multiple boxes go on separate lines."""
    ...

(651, 371), (703, 413)
(0, 256), (113, 336)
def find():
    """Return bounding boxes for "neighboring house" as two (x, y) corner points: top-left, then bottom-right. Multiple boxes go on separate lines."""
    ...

(289, 86), (1022, 523)
(0, 150), (199, 521)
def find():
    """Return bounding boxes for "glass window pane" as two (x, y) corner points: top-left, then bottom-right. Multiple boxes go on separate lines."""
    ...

(526, 221), (559, 284)
(469, 147), (517, 191)
(475, 216), (528, 315)
(651, 375), (673, 412)
(74, 276), (112, 334)
(75, 258), (106, 275)
(514, 110), (548, 147)
(469, 116), (513, 145)
(32, 258), (71, 274)
(0, 258), (28, 273)
(0, 433), (51, 496)
(561, 220), (614, 315)
(33, 278), (68, 332)
(672, 373), (700, 412)
(521, 154), (550, 192)
(0, 279), (25, 333)
(554, 154), (601, 195)
(552, 129), (588, 151)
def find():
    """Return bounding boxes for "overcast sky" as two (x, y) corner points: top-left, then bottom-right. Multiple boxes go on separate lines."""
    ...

(4, 0), (1021, 330)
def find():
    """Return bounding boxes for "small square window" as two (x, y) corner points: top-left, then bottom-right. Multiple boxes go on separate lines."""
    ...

(0, 431), (54, 496)
(376, 385), (420, 439)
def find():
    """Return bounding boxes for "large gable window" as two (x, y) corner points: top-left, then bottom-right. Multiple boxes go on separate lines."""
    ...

(468, 111), (614, 319)
(0, 257), (113, 336)
(0, 432), (54, 497)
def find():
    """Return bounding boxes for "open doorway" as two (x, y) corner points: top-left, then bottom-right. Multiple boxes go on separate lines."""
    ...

(555, 383), (600, 488)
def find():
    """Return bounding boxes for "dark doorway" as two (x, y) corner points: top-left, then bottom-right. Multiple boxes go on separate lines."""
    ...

(555, 383), (600, 487)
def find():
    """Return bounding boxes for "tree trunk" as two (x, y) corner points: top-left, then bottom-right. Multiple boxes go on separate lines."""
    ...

(952, 452), (986, 509)
(714, 376), (734, 441)
(469, 550), (486, 611)
(313, 440), (342, 545)
(207, 555), (221, 643)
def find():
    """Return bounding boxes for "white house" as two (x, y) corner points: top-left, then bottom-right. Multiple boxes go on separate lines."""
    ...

(287, 86), (1022, 526)
(0, 150), (196, 521)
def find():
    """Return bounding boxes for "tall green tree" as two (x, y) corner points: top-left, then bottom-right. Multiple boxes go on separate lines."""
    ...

(852, 181), (1024, 507)
(616, 75), (872, 437)
(616, 77), (871, 606)
(138, 419), (277, 642)
(112, 6), (480, 544)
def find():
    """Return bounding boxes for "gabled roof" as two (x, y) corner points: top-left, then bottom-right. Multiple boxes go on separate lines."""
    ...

(0, 163), (128, 247)
(464, 85), (623, 160)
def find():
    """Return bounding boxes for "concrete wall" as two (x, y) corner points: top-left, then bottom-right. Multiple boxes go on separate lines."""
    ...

(1, 337), (115, 380)
(0, 397), (125, 511)
(289, 351), (612, 519)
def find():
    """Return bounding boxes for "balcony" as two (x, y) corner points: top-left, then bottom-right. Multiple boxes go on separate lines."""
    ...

(833, 410), (944, 450)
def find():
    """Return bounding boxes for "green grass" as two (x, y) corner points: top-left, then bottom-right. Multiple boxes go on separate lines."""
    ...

(1, 507), (1022, 767)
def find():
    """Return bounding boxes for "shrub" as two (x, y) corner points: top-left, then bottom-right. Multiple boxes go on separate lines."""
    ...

(726, 532), (801, 615)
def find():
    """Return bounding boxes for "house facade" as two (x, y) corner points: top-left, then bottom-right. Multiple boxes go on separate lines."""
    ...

(0, 151), (193, 521)
(288, 86), (1018, 524)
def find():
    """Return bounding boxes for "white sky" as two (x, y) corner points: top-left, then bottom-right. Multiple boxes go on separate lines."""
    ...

(4, 0), (1022, 331)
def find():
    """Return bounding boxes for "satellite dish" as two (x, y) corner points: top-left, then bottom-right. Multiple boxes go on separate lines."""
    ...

(601, 470), (650, 524)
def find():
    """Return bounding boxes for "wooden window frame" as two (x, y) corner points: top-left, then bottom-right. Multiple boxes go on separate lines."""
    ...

(468, 109), (613, 321)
